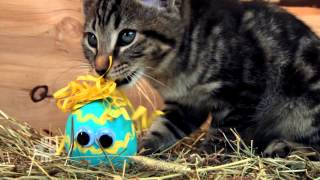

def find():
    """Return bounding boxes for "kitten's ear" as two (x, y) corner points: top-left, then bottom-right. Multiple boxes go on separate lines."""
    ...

(83, 0), (97, 16)
(139, 0), (182, 12)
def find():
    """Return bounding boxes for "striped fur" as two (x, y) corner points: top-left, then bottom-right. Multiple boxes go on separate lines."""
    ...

(82, 0), (320, 156)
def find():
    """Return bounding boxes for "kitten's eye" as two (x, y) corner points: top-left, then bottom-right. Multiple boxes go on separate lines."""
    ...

(117, 29), (136, 46)
(87, 32), (97, 48)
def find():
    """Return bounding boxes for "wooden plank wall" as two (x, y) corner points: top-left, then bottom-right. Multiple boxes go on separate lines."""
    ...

(0, 0), (162, 132)
(0, 0), (85, 131)
(0, 1), (319, 132)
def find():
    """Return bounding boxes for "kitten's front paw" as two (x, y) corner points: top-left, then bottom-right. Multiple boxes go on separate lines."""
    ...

(138, 117), (184, 155)
(197, 129), (232, 154)
(263, 140), (291, 158)
(138, 133), (168, 155)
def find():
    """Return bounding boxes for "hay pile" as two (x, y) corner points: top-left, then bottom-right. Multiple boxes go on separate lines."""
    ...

(0, 110), (320, 179)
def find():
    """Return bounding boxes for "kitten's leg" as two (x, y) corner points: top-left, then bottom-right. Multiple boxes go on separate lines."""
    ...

(199, 107), (254, 154)
(139, 101), (209, 154)
(251, 97), (320, 158)
(258, 41), (320, 158)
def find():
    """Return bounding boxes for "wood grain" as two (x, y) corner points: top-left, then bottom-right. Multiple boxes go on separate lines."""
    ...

(0, 1), (319, 132)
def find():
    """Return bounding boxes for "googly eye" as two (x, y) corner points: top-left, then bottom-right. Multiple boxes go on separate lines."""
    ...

(95, 129), (115, 149)
(76, 127), (94, 147)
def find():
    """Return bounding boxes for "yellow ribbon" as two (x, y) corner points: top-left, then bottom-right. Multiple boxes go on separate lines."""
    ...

(53, 75), (163, 130)
(132, 106), (164, 133)
(53, 75), (127, 113)
(107, 56), (113, 72)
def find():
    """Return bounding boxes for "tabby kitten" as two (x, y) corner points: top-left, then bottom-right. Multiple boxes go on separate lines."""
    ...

(82, 0), (320, 156)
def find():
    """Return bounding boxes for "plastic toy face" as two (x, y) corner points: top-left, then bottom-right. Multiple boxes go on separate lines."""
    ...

(65, 100), (137, 168)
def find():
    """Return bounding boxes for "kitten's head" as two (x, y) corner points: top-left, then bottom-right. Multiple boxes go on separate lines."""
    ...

(82, 0), (186, 87)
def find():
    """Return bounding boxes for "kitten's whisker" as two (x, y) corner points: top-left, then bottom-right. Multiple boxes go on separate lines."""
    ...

(135, 82), (143, 108)
(136, 79), (156, 110)
(130, 73), (145, 106)
(79, 65), (91, 67)
(136, 78), (148, 96)
(128, 72), (156, 110)
(141, 73), (169, 89)
(136, 84), (143, 107)
(139, 75), (157, 108)
(126, 74), (142, 106)
(143, 83), (157, 109)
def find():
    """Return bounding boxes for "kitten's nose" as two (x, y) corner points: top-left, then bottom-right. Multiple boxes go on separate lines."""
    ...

(95, 55), (112, 76)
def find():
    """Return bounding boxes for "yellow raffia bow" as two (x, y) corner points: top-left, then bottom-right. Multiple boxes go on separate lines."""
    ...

(54, 75), (124, 113)
(53, 74), (163, 131)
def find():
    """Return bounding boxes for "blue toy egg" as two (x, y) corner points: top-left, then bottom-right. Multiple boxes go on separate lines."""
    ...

(64, 100), (137, 168)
